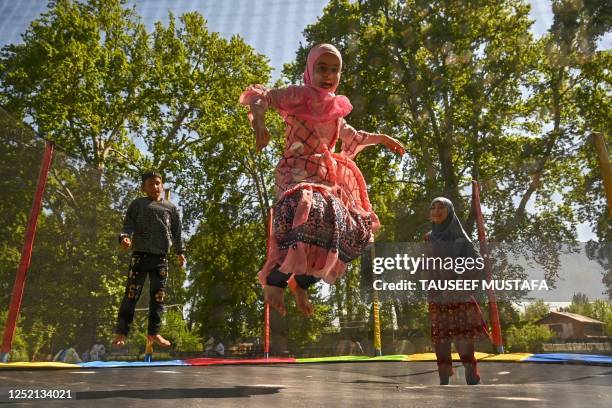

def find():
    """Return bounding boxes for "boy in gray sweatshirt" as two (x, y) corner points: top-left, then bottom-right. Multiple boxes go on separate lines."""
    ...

(112, 171), (185, 348)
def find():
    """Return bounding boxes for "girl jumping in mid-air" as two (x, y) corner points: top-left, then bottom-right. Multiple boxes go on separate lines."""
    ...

(239, 43), (405, 317)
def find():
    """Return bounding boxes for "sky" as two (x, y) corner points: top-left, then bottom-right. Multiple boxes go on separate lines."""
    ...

(0, 0), (605, 240)
(3, 0), (606, 75)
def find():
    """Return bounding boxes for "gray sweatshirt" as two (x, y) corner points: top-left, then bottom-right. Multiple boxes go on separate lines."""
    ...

(119, 197), (184, 255)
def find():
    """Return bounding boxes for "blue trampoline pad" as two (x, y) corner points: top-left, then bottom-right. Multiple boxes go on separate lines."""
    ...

(523, 353), (612, 365)
(80, 360), (190, 368)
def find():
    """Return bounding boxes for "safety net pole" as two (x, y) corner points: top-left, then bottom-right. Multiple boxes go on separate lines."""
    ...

(472, 180), (504, 353)
(592, 132), (612, 218)
(1, 141), (54, 362)
(370, 245), (382, 356)
(263, 208), (273, 359)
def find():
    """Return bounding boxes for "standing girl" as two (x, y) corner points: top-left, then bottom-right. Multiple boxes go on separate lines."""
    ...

(239, 44), (404, 317)
(426, 197), (490, 385)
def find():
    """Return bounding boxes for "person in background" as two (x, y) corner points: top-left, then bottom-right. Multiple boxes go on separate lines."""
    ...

(424, 197), (490, 385)
(215, 341), (225, 357)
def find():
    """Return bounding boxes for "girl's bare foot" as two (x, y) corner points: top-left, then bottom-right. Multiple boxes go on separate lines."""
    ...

(148, 334), (171, 347)
(288, 278), (314, 317)
(112, 334), (126, 347)
(264, 285), (286, 316)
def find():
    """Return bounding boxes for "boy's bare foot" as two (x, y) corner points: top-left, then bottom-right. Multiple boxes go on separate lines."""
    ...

(288, 278), (314, 317)
(147, 334), (171, 348)
(112, 334), (127, 347)
(264, 285), (286, 316)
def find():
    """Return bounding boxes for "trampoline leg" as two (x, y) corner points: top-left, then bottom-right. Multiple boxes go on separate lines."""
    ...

(144, 338), (153, 362)
(264, 303), (270, 360)
(497, 344), (505, 354)
(0, 352), (9, 363)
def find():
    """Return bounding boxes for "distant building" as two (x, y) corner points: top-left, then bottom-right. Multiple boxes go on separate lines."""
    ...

(536, 312), (606, 340)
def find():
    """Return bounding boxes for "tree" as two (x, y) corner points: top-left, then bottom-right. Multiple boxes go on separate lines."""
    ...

(546, 0), (611, 296)
(591, 299), (612, 336)
(564, 295), (612, 336)
(0, 109), (42, 310)
(523, 299), (550, 322)
(565, 292), (593, 316)
(0, 0), (148, 174)
(505, 323), (553, 352)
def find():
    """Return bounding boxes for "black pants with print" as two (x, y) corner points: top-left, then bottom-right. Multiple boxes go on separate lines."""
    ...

(115, 252), (168, 336)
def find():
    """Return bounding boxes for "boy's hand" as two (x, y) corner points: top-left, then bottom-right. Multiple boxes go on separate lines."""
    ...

(120, 237), (132, 250)
(379, 134), (405, 156)
(177, 254), (186, 268)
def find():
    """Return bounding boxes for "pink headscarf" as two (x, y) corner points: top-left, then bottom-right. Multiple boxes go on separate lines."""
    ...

(275, 43), (351, 122)
(303, 43), (343, 94)
(239, 43), (353, 123)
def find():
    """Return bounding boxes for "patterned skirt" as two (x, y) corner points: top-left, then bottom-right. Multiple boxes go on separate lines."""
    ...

(428, 298), (490, 344)
(264, 187), (373, 284)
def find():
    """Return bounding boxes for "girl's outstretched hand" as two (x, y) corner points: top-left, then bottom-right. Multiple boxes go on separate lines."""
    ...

(254, 121), (270, 151)
(379, 134), (405, 156)
(255, 126), (270, 152)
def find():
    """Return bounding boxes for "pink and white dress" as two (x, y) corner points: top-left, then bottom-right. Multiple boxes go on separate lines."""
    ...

(240, 85), (381, 285)
(239, 43), (381, 286)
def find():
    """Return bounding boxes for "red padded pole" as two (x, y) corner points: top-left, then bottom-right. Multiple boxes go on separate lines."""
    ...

(472, 180), (504, 353)
(1, 141), (54, 361)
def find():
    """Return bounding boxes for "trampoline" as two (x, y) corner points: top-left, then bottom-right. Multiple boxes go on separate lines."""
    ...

(1, 356), (611, 407)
